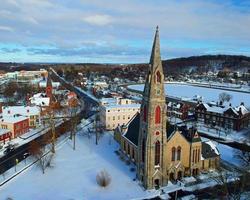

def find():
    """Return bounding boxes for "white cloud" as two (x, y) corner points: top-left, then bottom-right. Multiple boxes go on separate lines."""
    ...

(82, 14), (113, 26)
(0, 25), (14, 32)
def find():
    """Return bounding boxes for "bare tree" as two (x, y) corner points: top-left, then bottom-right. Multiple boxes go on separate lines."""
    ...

(219, 92), (232, 104)
(29, 134), (54, 174)
(69, 98), (80, 150)
(96, 170), (111, 187)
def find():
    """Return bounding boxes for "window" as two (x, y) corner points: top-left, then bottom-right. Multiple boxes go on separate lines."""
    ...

(123, 115), (125, 120)
(156, 71), (161, 83)
(155, 106), (161, 124)
(155, 141), (160, 165)
(177, 146), (181, 161)
(143, 105), (147, 122)
(198, 149), (200, 162)
(171, 147), (176, 161)
(142, 139), (145, 162)
(1, 125), (7, 129)
(113, 116), (115, 120)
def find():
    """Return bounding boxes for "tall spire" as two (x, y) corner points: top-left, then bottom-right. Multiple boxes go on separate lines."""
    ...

(149, 26), (161, 69)
(143, 26), (165, 99)
(47, 73), (52, 88)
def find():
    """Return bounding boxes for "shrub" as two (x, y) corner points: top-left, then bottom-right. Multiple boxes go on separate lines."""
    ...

(126, 160), (131, 165)
(96, 170), (111, 187)
(130, 167), (135, 172)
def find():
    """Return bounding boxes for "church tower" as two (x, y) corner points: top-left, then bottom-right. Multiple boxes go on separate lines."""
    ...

(137, 26), (168, 189)
(46, 73), (53, 102)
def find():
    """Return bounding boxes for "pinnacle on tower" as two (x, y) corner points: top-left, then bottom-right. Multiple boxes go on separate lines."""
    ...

(149, 26), (162, 70)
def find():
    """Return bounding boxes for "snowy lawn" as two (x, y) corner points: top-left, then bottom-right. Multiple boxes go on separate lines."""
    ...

(0, 131), (155, 200)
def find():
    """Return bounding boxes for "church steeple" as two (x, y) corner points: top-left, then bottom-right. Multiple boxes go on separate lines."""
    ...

(144, 26), (165, 101)
(137, 26), (168, 189)
(149, 26), (161, 68)
(46, 73), (53, 102)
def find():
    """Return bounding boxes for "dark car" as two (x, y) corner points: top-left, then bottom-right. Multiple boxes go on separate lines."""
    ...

(3, 146), (15, 155)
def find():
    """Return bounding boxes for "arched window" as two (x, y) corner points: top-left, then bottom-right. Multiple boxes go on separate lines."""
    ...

(156, 71), (161, 83)
(142, 139), (145, 162)
(198, 149), (200, 162)
(143, 105), (147, 122)
(171, 147), (176, 161)
(155, 141), (160, 165)
(155, 106), (161, 124)
(177, 146), (181, 161)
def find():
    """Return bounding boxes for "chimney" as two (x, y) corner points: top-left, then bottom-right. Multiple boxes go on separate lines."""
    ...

(241, 102), (244, 106)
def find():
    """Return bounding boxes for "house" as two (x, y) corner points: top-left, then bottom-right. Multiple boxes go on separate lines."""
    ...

(2, 106), (41, 128)
(167, 102), (190, 120)
(195, 102), (250, 131)
(0, 129), (12, 144)
(0, 115), (29, 138)
(100, 98), (140, 130)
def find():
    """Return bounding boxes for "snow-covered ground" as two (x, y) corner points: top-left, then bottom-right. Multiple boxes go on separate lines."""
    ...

(0, 129), (166, 200)
(128, 83), (250, 107)
(196, 122), (250, 146)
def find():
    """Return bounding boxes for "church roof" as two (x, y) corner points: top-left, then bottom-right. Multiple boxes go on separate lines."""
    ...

(201, 141), (220, 159)
(123, 112), (140, 146)
(123, 116), (200, 147)
(167, 125), (201, 143)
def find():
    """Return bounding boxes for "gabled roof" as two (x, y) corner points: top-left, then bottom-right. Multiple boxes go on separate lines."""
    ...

(167, 125), (201, 143)
(123, 112), (140, 146)
(201, 141), (220, 159)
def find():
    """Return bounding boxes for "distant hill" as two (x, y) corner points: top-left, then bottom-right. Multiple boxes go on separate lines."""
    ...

(1, 55), (250, 75)
(162, 55), (250, 75)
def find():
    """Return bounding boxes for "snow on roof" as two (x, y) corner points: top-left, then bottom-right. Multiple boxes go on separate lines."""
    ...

(30, 96), (50, 106)
(105, 104), (140, 110)
(203, 103), (225, 114)
(3, 106), (40, 116)
(235, 105), (249, 115)
(205, 140), (220, 155)
(1, 115), (29, 124)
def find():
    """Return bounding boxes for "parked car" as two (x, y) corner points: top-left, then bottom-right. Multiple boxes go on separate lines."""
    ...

(3, 146), (15, 155)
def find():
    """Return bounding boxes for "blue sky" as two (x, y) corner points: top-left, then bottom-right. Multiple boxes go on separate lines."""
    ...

(0, 0), (250, 63)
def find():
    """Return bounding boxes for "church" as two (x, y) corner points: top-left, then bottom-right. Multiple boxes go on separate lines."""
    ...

(114, 27), (220, 189)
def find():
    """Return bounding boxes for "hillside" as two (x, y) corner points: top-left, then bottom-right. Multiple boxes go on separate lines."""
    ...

(1, 55), (250, 75)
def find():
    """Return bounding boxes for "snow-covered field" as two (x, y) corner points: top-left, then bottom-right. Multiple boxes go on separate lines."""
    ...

(0, 131), (158, 200)
(128, 83), (250, 107)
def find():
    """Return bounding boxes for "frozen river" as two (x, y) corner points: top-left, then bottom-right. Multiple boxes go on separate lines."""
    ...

(128, 83), (250, 107)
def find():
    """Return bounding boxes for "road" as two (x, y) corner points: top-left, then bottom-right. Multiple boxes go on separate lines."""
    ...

(0, 69), (98, 174)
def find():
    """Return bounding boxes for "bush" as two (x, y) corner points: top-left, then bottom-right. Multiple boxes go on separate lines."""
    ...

(130, 167), (135, 172)
(119, 154), (125, 161)
(96, 170), (111, 187)
(126, 160), (131, 165)
(114, 150), (120, 155)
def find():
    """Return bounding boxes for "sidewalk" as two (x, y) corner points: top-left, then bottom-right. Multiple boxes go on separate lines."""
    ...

(0, 134), (69, 187)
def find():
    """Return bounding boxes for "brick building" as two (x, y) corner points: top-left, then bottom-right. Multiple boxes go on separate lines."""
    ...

(0, 116), (29, 138)
(195, 102), (250, 131)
